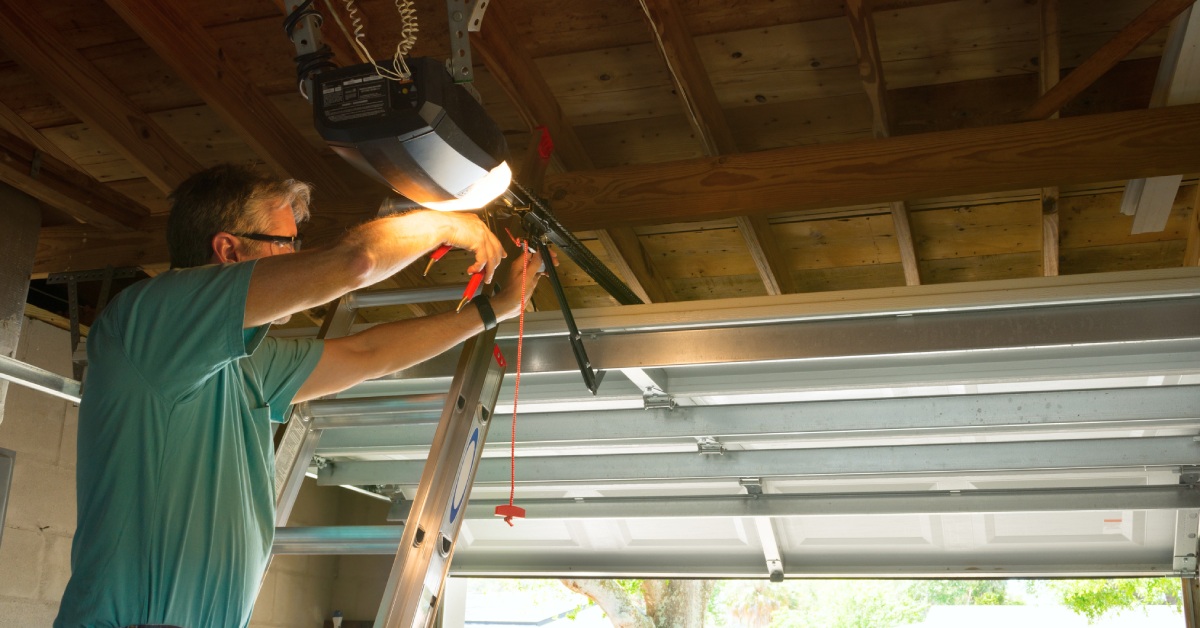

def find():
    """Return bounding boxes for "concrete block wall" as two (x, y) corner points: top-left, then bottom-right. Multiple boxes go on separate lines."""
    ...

(0, 318), (78, 624)
(251, 477), (343, 628)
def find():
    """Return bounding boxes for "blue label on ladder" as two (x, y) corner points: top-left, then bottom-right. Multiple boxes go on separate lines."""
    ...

(449, 427), (480, 524)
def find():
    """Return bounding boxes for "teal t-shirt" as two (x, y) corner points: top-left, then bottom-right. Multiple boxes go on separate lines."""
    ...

(55, 261), (323, 628)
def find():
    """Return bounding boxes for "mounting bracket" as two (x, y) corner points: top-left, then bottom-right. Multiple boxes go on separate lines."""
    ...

(445, 0), (491, 83)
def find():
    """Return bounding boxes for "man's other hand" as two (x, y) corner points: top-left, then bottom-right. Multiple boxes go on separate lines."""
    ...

(493, 246), (558, 321)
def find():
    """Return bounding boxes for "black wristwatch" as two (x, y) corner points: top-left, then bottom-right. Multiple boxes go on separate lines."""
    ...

(472, 294), (498, 331)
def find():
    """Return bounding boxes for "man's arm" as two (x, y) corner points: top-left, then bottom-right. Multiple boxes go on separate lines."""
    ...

(293, 249), (547, 402)
(243, 210), (504, 327)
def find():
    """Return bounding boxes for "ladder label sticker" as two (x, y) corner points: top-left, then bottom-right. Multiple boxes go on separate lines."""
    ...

(449, 427), (481, 524)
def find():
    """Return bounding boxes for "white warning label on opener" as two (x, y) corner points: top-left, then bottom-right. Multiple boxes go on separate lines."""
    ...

(322, 74), (388, 122)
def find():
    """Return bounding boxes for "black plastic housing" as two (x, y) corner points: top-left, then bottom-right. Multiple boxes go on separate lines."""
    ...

(313, 58), (507, 204)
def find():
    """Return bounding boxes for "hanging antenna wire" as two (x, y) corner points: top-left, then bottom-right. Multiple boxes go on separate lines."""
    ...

(338, 0), (417, 81)
(392, 0), (418, 77)
(321, 0), (369, 63)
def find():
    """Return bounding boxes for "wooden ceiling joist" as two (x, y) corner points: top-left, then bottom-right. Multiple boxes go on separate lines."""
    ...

(473, 4), (590, 169)
(474, 3), (673, 303)
(888, 202), (921, 285)
(0, 128), (146, 231)
(1039, 0), (1061, 277)
(844, 0), (891, 139)
(638, 0), (793, 295)
(845, 0), (920, 286)
(33, 224), (165, 277)
(0, 1), (201, 194)
(637, 0), (736, 155)
(594, 228), (672, 303)
(0, 101), (83, 172)
(103, 0), (352, 198)
(1024, 0), (1196, 121)
(545, 104), (1200, 231)
(1186, 184), (1200, 266)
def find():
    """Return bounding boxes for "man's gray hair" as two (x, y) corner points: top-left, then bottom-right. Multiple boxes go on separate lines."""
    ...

(166, 164), (313, 269)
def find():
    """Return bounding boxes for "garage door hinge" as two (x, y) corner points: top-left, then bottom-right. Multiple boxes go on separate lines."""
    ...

(1176, 555), (1197, 576)
(697, 437), (725, 455)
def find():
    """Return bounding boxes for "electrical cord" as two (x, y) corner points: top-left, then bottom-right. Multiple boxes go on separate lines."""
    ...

(321, 0), (368, 63)
(341, 0), (416, 81)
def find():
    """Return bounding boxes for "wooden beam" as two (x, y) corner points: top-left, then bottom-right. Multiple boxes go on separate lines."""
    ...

(544, 104), (1200, 231)
(24, 303), (87, 337)
(595, 228), (672, 303)
(846, 0), (920, 286)
(1041, 188), (1060, 276)
(473, 4), (591, 170)
(735, 215), (797, 295)
(1039, 0), (1061, 277)
(0, 128), (145, 231)
(637, 0), (736, 155)
(0, 1), (200, 193)
(0, 100), (82, 171)
(1039, 0), (1062, 101)
(1180, 178), (1200, 265)
(104, 0), (351, 197)
(1123, 6), (1200, 234)
(33, 225), (166, 276)
(1186, 184), (1200, 266)
(845, 0), (891, 138)
(889, 202), (921, 285)
(474, 3), (676, 302)
(1024, 0), (1196, 121)
(638, 0), (792, 295)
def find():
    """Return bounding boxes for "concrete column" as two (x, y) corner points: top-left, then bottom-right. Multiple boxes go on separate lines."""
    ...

(0, 183), (41, 427)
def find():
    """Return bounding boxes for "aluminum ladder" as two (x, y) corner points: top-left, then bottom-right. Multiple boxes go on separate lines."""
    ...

(271, 284), (507, 628)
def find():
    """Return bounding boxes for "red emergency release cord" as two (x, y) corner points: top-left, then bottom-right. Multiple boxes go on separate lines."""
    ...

(494, 237), (531, 526)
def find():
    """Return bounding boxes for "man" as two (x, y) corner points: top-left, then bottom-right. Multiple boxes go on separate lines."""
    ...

(55, 164), (547, 628)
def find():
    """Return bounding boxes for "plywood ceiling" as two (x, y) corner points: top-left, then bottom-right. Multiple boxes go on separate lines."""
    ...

(1, 0), (1197, 320)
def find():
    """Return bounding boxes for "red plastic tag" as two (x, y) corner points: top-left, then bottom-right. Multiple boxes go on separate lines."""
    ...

(493, 345), (506, 367)
(494, 504), (526, 527)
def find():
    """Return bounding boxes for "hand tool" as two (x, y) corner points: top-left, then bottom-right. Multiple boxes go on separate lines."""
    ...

(424, 244), (486, 313)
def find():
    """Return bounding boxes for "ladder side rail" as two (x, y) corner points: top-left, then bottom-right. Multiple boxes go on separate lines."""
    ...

(376, 329), (506, 628)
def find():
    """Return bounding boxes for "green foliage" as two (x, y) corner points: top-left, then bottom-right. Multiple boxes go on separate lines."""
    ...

(554, 576), (1182, 627)
(708, 581), (927, 628)
(1040, 578), (1181, 622)
(614, 579), (645, 597)
(907, 580), (1015, 606)
(767, 581), (926, 628)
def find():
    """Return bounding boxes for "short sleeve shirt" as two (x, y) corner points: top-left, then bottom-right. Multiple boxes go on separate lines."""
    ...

(55, 261), (324, 628)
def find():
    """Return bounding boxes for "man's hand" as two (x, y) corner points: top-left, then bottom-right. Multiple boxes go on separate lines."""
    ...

(294, 243), (559, 402)
(426, 211), (506, 283)
(492, 246), (558, 321)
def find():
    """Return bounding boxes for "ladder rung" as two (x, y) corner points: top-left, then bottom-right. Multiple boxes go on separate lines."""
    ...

(306, 394), (448, 417)
(273, 525), (401, 555)
(350, 285), (470, 309)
